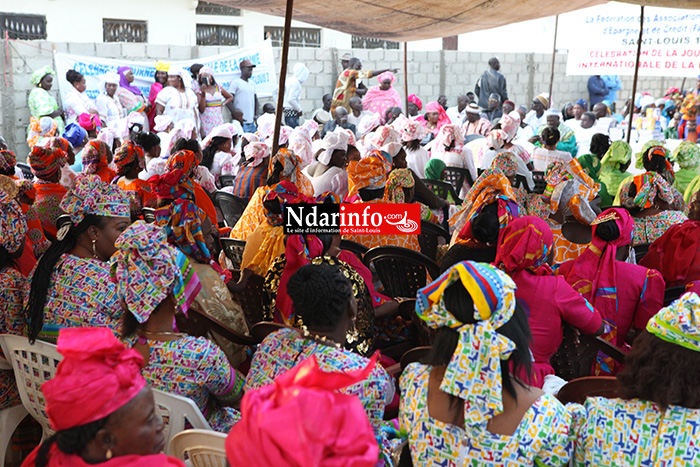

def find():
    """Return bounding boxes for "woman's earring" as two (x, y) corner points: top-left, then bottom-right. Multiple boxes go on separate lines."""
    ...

(105, 449), (113, 460)
(92, 239), (100, 260)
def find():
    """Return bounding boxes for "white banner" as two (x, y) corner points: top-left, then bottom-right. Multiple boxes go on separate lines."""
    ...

(53, 40), (277, 103)
(565, 3), (700, 77)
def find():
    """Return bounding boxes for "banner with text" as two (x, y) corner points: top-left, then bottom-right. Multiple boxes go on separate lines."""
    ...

(53, 40), (277, 104)
(565, 3), (700, 77)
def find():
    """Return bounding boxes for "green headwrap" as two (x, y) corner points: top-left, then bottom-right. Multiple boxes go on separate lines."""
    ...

(600, 141), (632, 171)
(424, 158), (446, 181)
(30, 66), (55, 86)
(635, 140), (665, 170)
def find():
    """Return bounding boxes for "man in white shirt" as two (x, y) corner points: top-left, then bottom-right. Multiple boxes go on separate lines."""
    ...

(523, 93), (548, 132)
(282, 63), (309, 128)
(347, 96), (372, 128)
(229, 59), (259, 133)
(573, 111), (597, 156)
(446, 94), (468, 126)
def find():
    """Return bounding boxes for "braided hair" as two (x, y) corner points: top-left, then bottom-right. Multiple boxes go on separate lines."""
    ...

(34, 416), (109, 467)
(287, 264), (353, 330)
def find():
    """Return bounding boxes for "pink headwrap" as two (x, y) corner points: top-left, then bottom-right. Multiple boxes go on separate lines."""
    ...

(226, 355), (380, 467)
(400, 118), (427, 142)
(486, 130), (507, 150)
(78, 113), (102, 132)
(419, 101), (451, 134)
(434, 124), (464, 153)
(375, 71), (396, 85)
(358, 113), (382, 137)
(408, 94), (423, 111)
(367, 125), (400, 151)
(245, 142), (271, 167)
(500, 114), (519, 142)
(300, 119), (319, 138)
(42, 327), (146, 431)
(289, 127), (313, 166)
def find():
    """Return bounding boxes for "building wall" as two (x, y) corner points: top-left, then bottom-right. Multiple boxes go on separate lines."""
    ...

(1, 40), (682, 160)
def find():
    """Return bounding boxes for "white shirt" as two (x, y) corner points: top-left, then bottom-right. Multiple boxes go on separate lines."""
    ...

(64, 87), (97, 126)
(348, 110), (373, 128)
(431, 147), (477, 198)
(523, 111), (546, 133)
(446, 106), (467, 126)
(155, 87), (199, 127)
(532, 148), (572, 171)
(573, 124), (597, 157)
(283, 76), (303, 113)
(303, 165), (348, 197)
(405, 146), (431, 178)
(95, 94), (124, 129)
(229, 78), (257, 124)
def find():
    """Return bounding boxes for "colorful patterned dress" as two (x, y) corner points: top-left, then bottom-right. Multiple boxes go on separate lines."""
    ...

(632, 211), (687, 246)
(0, 266), (27, 410)
(138, 335), (244, 433)
(246, 328), (393, 461)
(31, 180), (68, 239)
(200, 85), (225, 137)
(400, 363), (578, 467)
(574, 397), (700, 466)
(31, 254), (123, 343)
(550, 224), (590, 265)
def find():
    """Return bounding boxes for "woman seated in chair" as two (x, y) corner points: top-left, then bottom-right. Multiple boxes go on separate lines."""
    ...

(22, 327), (185, 467)
(495, 216), (603, 387)
(575, 293), (700, 465)
(113, 140), (156, 215)
(614, 144), (684, 207)
(619, 172), (686, 246)
(28, 146), (69, 240)
(303, 130), (350, 198)
(430, 124), (477, 198)
(400, 261), (579, 466)
(559, 208), (665, 374)
(150, 168), (249, 366)
(114, 221), (244, 433)
(25, 176), (131, 344)
(247, 263), (394, 463)
(640, 191), (700, 287)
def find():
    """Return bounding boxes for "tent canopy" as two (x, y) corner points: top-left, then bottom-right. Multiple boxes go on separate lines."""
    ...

(218, 0), (700, 42)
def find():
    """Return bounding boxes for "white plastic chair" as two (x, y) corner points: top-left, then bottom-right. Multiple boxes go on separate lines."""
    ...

(151, 389), (211, 455)
(0, 355), (29, 467)
(0, 335), (62, 443)
(169, 429), (227, 467)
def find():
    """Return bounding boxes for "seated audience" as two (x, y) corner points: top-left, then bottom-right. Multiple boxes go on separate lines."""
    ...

(28, 146), (69, 239)
(598, 140), (633, 208)
(303, 131), (350, 197)
(531, 127), (572, 171)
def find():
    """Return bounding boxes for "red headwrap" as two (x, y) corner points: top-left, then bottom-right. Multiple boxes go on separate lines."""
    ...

(226, 355), (380, 467)
(408, 94), (422, 111)
(495, 216), (553, 276)
(166, 149), (197, 177)
(78, 113), (102, 132)
(28, 146), (66, 180)
(41, 327), (146, 431)
(114, 140), (145, 175)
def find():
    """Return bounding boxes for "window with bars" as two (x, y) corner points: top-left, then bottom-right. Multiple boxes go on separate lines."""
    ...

(196, 1), (241, 16)
(0, 13), (46, 40)
(196, 24), (239, 46)
(351, 36), (399, 50)
(264, 27), (320, 48)
(103, 19), (147, 43)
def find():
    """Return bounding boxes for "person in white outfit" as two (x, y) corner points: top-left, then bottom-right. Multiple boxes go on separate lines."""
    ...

(63, 69), (98, 126)
(95, 72), (124, 130)
(282, 63), (309, 128)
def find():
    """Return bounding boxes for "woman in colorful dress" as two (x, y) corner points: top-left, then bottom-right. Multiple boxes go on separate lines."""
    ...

(156, 66), (199, 130)
(559, 208), (665, 374)
(574, 293), (700, 465)
(113, 221), (244, 433)
(597, 140), (633, 208)
(113, 140), (155, 214)
(24, 175), (130, 344)
(400, 261), (579, 466)
(246, 263), (394, 464)
(619, 172), (687, 246)
(63, 69), (98, 126)
(27, 66), (64, 138)
(495, 216), (603, 386)
(614, 145), (684, 208)
(197, 66), (233, 138)
(362, 72), (402, 125)
(147, 62), (169, 131)
(28, 146), (69, 239)
(116, 66), (149, 129)
(21, 327), (186, 467)
(83, 140), (116, 183)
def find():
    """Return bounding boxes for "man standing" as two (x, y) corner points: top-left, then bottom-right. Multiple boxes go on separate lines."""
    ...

(463, 103), (493, 136)
(602, 75), (622, 104)
(229, 59), (259, 133)
(475, 57), (508, 109)
(331, 58), (396, 114)
(446, 95), (468, 125)
(588, 75), (608, 106)
(282, 63), (309, 128)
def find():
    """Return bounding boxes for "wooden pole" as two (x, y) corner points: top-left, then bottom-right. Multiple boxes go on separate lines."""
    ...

(627, 6), (645, 144)
(403, 42), (408, 110)
(272, 0), (294, 156)
(547, 15), (559, 109)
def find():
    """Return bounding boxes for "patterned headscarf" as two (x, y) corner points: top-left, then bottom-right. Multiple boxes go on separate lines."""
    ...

(366, 125), (400, 152)
(600, 141), (632, 171)
(82, 140), (111, 175)
(673, 142), (700, 170)
(434, 124), (464, 153)
(148, 169), (196, 201)
(383, 168), (414, 204)
(619, 172), (676, 210)
(31, 65), (54, 86)
(0, 149), (17, 175)
(358, 113), (382, 137)
(399, 118), (427, 142)
(486, 129), (507, 150)
(543, 159), (600, 225)
(495, 216), (553, 276)
(60, 175), (130, 225)
(300, 119), (319, 139)
(155, 199), (211, 263)
(111, 221), (201, 321)
(269, 148), (313, 196)
(634, 140), (666, 170)
(166, 149), (198, 177)
(500, 114), (519, 143)
(416, 261), (517, 432)
(28, 146), (66, 180)
(114, 140), (145, 176)
(78, 113), (102, 132)
(289, 126), (313, 166)
(263, 181), (306, 227)
(27, 116), (58, 148)
(244, 142), (270, 168)
(347, 151), (391, 198)
(408, 94), (422, 111)
(647, 292), (700, 352)
(43, 137), (72, 154)
(0, 187), (28, 254)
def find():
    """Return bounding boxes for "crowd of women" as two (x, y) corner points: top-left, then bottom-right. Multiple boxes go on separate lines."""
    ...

(2, 61), (700, 466)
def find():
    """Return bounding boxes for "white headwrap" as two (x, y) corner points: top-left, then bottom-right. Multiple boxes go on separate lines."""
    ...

(154, 115), (173, 133)
(167, 65), (192, 89)
(202, 124), (233, 148)
(100, 72), (120, 94)
(318, 131), (350, 166)
(244, 142), (270, 167)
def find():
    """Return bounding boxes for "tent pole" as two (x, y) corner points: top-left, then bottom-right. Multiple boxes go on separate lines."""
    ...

(547, 15), (559, 109)
(272, 0), (294, 156)
(627, 5), (644, 144)
(403, 42), (409, 110)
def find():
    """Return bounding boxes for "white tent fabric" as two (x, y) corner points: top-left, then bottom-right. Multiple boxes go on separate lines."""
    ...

(218, 0), (700, 42)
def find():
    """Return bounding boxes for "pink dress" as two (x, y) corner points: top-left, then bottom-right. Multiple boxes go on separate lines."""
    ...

(200, 85), (225, 137)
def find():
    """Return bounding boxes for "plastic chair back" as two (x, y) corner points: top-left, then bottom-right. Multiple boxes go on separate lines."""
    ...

(531, 171), (547, 194)
(417, 221), (450, 260)
(363, 246), (440, 299)
(218, 175), (235, 189)
(422, 179), (460, 204)
(214, 192), (248, 228)
(557, 376), (619, 405)
(633, 243), (651, 263)
(0, 335), (62, 441)
(16, 163), (33, 181)
(0, 354), (29, 466)
(229, 270), (267, 326)
(151, 389), (211, 455)
(220, 238), (246, 270)
(443, 166), (474, 191)
(169, 429), (227, 467)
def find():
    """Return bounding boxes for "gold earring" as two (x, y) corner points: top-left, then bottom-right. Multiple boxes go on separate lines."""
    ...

(105, 449), (113, 460)
(92, 239), (100, 260)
